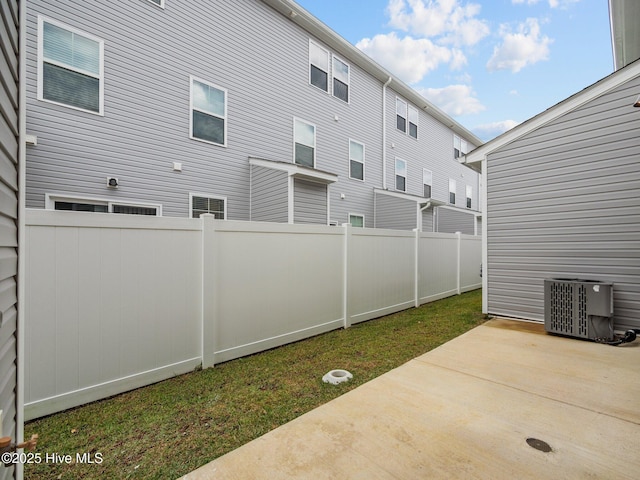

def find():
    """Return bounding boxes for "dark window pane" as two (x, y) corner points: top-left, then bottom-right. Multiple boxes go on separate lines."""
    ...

(43, 62), (100, 112)
(192, 196), (225, 219)
(409, 122), (417, 139)
(454, 148), (460, 159)
(397, 115), (406, 132)
(193, 110), (225, 145)
(423, 184), (431, 198)
(350, 160), (363, 180)
(466, 197), (472, 208)
(333, 78), (348, 102)
(112, 205), (157, 215)
(295, 143), (314, 167)
(450, 192), (456, 204)
(310, 65), (328, 91)
(396, 175), (405, 192)
(55, 201), (107, 212)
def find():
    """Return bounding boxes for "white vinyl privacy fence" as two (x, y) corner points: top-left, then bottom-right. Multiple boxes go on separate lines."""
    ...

(24, 210), (481, 419)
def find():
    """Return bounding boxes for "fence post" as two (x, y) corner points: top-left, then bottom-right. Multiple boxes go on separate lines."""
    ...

(413, 228), (420, 308)
(201, 214), (217, 368)
(342, 223), (351, 329)
(456, 231), (462, 295)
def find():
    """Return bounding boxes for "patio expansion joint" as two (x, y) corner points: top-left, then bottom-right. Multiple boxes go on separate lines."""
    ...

(414, 358), (640, 427)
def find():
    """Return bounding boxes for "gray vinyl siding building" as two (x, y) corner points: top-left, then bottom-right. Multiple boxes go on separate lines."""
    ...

(23, 0), (481, 232)
(0, 0), (20, 479)
(465, 60), (640, 332)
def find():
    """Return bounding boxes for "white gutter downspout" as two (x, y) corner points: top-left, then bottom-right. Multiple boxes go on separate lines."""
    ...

(382, 76), (392, 190)
(418, 201), (431, 232)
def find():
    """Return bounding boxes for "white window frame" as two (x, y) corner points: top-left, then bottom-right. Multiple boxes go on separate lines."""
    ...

(37, 16), (105, 115)
(408, 105), (418, 139)
(309, 40), (330, 94)
(348, 139), (365, 181)
(293, 117), (316, 168)
(146, 0), (165, 8)
(189, 193), (227, 219)
(45, 193), (162, 215)
(449, 179), (457, 205)
(423, 168), (432, 198)
(466, 185), (473, 209)
(395, 158), (407, 192)
(396, 97), (407, 133)
(332, 54), (350, 103)
(190, 75), (228, 147)
(348, 213), (365, 228)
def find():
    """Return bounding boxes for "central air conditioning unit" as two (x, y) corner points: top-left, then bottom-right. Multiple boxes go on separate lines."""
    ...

(544, 279), (614, 341)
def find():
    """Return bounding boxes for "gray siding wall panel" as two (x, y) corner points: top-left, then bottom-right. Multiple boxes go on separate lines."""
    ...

(0, 0), (18, 478)
(486, 75), (640, 330)
(436, 207), (475, 235)
(250, 166), (288, 223)
(385, 87), (479, 210)
(293, 179), (326, 225)
(375, 194), (416, 230)
(25, 0), (386, 222)
(421, 209), (433, 232)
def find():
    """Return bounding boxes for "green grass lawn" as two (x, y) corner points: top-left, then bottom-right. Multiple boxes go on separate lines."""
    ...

(24, 289), (484, 479)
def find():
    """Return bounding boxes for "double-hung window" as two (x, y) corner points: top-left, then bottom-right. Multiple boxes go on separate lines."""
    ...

(38, 17), (104, 114)
(396, 98), (407, 133)
(395, 158), (407, 192)
(191, 194), (226, 219)
(449, 179), (457, 205)
(190, 76), (227, 146)
(453, 135), (462, 158)
(309, 41), (329, 92)
(408, 105), (418, 139)
(423, 169), (432, 198)
(466, 185), (472, 209)
(332, 55), (349, 102)
(349, 140), (364, 181)
(294, 118), (316, 167)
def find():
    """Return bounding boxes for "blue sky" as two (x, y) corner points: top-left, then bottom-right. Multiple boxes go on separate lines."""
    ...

(294, 0), (614, 141)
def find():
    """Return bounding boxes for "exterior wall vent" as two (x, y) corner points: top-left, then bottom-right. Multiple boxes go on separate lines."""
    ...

(544, 279), (613, 341)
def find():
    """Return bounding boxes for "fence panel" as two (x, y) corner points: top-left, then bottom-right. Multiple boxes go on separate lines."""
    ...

(347, 228), (416, 324)
(24, 210), (203, 420)
(24, 211), (482, 419)
(460, 235), (482, 292)
(418, 232), (459, 304)
(202, 218), (345, 366)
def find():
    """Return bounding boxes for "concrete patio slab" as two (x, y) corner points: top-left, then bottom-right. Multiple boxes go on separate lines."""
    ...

(181, 318), (640, 480)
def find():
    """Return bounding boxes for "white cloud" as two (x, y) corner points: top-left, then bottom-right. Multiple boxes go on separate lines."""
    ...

(486, 18), (553, 73)
(356, 33), (454, 84)
(387, 0), (490, 47)
(511, 0), (581, 8)
(472, 120), (520, 140)
(417, 84), (485, 116)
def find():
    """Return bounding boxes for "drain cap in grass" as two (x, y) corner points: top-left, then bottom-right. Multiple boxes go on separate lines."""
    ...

(322, 369), (353, 385)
